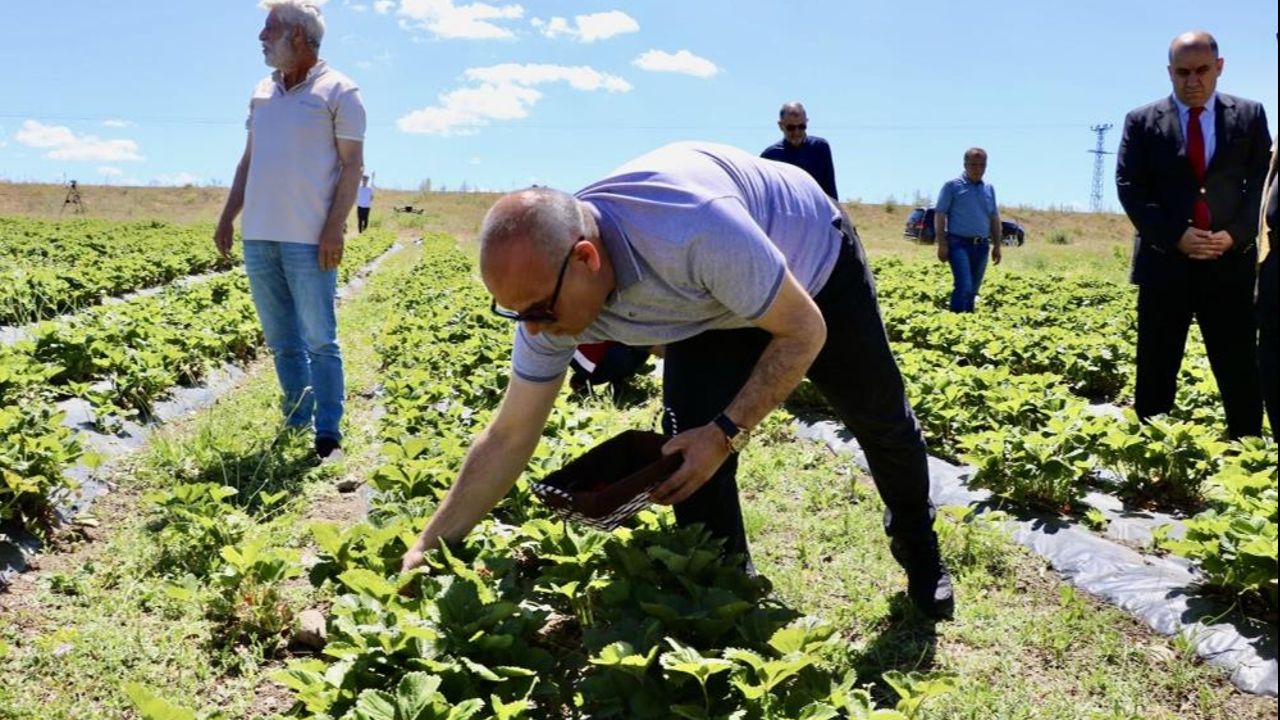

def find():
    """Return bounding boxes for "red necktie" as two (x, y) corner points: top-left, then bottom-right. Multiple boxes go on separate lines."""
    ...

(1187, 106), (1212, 230)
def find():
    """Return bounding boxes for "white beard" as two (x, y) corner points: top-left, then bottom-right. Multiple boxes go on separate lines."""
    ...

(263, 34), (295, 70)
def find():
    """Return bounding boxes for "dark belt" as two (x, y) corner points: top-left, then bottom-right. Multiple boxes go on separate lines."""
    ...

(947, 233), (989, 245)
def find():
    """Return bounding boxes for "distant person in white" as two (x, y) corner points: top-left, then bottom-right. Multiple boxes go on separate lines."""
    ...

(356, 173), (374, 233)
(213, 0), (365, 460)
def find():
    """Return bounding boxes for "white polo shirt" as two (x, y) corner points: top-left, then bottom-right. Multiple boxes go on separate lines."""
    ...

(242, 60), (366, 245)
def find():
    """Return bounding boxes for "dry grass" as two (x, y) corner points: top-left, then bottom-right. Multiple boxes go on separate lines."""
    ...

(846, 200), (1136, 282)
(0, 181), (498, 246)
(0, 181), (1135, 281)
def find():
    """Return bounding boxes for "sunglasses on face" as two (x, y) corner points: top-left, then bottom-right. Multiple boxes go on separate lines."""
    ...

(784, 123), (808, 132)
(490, 240), (578, 324)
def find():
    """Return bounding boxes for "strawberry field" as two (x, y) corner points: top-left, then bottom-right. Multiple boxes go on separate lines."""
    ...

(0, 216), (1276, 720)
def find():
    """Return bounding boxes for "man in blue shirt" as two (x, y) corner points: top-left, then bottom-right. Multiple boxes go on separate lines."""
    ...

(761, 102), (839, 200)
(935, 148), (1002, 312)
(401, 142), (954, 619)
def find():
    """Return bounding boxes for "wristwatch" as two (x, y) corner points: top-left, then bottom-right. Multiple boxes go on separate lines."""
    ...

(712, 412), (752, 453)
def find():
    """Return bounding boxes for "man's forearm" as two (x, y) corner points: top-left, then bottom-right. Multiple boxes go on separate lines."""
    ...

(410, 424), (542, 552)
(218, 159), (250, 227)
(991, 215), (1002, 242)
(323, 162), (362, 237)
(724, 327), (824, 430)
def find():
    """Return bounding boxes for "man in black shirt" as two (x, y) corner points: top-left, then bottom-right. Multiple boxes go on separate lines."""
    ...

(761, 102), (839, 200)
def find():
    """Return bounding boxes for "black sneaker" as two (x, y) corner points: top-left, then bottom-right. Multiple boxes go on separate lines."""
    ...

(314, 436), (342, 461)
(889, 532), (955, 620)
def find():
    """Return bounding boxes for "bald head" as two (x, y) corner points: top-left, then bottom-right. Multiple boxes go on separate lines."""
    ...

(479, 187), (585, 280)
(1169, 31), (1218, 63)
(478, 187), (612, 335)
(779, 101), (807, 120)
(778, 101), (809, 147)
(1166, 30), (1223, 108)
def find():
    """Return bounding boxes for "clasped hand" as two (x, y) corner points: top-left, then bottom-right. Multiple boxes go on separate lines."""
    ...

(1178, 228), (1232, 260)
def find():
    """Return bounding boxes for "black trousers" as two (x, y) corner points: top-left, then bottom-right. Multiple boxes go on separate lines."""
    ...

(662, 229), (935, 565)
(1135, 277), (1262, 439)
(357, 206), (371, 233)
(1258, 251), (1278, 444)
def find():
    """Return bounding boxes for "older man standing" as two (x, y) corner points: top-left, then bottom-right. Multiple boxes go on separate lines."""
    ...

(934, 148), (1002, 313)
(402, 142), (953, 619)
(761, 102), (839, 200)
(214, 0), (365, 459)
(1116, 31), (1270, 438)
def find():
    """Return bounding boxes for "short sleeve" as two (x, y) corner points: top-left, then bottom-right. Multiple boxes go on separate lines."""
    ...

(987, 185), (998, 215)
(936, 181), (953, 212)
(511, 325), (575, 383)
(334, 87), (366, 142)
(688, 197), (788, 321)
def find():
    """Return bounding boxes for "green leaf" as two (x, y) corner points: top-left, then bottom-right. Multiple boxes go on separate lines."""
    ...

(490, 694), (532, 720)
(339, 568), (400, 599)
(123, 683), (198, 720)
(396, 672), (444, 720)
(353, 688), (398, 720)
(659, 638), (735, 684)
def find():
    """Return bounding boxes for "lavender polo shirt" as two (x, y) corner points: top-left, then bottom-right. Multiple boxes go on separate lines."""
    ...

(512, 142), (844, 383)
(242, 60), (366, 245)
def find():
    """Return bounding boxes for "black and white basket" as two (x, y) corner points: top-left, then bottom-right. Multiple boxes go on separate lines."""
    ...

(530, 430), (680, 530)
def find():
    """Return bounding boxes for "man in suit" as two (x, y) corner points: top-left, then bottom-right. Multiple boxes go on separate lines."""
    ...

(1116, 30), (1271, 439)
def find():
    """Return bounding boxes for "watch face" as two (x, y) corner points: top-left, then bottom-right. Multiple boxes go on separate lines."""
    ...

(729, 428), (751, 452)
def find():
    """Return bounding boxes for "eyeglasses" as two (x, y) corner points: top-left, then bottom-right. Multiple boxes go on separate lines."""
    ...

(490, 240), (577, 324)
(784, 123), (807, 132)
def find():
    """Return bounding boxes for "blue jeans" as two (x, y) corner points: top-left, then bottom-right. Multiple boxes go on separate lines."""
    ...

(243, 240), (343, 440)
(946, 234), (990, 312)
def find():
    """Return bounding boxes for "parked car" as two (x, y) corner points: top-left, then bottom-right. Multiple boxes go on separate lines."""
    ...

(903, 207), (1025, 246)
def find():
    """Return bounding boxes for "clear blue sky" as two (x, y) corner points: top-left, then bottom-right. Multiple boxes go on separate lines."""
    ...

(2, 1), (1276, 211)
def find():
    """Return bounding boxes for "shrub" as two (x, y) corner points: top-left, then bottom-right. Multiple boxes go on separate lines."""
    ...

(1155, 438), (1278, 611)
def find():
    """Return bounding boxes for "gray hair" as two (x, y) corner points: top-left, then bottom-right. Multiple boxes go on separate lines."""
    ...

(964, 147), (988, 162)
(261, 0), (325, 49)
(480, 187), (586, 272)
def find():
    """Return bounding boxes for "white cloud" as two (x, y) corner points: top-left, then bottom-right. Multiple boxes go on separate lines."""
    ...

(398, 84), (542, 135)
(14, 120), (144, 162)
(102, 118), (134, 128)
(632, 49), (719, 78)
(98, 166), (123, 176)
(397, 0), (524, 40)
(465, 64), (631, 92)
(468, 157), (481, 165)
(397, 63), (630, 135)
(374, 0), (395, 13)
(532, 10), (638, 43)
(154, 172), (201, 186)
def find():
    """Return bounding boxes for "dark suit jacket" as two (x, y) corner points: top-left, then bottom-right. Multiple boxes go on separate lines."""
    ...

(1116, 92), (1271, 287)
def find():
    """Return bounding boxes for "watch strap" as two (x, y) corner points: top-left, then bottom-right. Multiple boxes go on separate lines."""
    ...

(713, 412), (747, 452)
